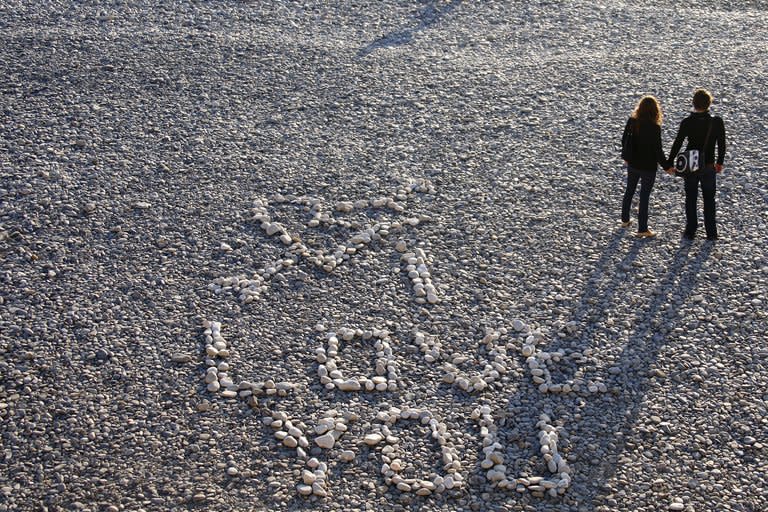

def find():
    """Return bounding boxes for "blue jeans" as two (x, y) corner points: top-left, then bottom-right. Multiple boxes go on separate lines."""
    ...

(622, 167), (657, 232)
(684, 165), (717, 238)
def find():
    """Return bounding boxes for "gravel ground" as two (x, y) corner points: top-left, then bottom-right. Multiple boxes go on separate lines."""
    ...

(1, 1), (767, 511)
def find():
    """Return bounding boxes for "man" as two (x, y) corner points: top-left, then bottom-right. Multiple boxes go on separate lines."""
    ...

(666, 89), (727, 241)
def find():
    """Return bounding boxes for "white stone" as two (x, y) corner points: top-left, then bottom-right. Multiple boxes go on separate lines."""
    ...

(396, 482), (412, 492)
(364, 433), (384, 446)
(337, 379), (361, 392)
(171, 353), (192, 363)
(315, 433), (335, 449)
(336, 201), (354, 213)
(488, 470), (505, 482)
(302, 470), (316, 485)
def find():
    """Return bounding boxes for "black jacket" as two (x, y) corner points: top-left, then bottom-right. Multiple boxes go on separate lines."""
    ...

(621, 117), (667, 172)
(667, 111), (726, 168)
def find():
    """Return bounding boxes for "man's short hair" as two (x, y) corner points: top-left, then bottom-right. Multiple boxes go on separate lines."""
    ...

(693, 88), (713, 110)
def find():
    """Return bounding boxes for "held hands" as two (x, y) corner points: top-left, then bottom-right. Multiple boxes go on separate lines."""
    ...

(665, 167), (676, 175)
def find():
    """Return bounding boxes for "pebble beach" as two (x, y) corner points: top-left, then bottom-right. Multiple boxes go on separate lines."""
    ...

(1, 1), (767, 511)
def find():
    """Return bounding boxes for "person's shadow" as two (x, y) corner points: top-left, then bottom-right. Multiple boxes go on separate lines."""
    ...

(489, 234), (712, 506)
(574, 239), (713, 502)
(357, 0), (462, 58)
(556, 230), (644, 345)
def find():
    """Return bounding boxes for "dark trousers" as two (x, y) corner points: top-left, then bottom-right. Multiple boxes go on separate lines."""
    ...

(684, 166), (717, 238)
(621, 167), (657, 232)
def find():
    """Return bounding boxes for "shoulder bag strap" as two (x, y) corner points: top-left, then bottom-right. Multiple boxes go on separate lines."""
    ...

(702, 116), (714, 166)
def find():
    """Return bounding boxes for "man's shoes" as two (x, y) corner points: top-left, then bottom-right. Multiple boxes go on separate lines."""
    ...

(635, 230), (657, 238)
(706, 235), (718, 241)
(621, 221), (631, 228)
(682, 232), (695, 240)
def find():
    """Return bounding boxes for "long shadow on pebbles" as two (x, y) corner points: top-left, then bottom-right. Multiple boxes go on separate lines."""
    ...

(489, 233), (711, 507)
(575, 240), (713, 503)
(357, 0), (462, 58)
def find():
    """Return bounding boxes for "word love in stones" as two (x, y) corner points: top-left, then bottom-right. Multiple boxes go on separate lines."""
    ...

(201, 320), (572, 500)
(198, 180), (593, 500)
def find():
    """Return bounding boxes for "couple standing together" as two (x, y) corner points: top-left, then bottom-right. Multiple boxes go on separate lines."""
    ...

(621, 88), (727, 240)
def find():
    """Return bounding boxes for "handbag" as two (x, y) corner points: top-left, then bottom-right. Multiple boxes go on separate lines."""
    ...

(675, 117), (713, 175)
(621, 118), (635, 162)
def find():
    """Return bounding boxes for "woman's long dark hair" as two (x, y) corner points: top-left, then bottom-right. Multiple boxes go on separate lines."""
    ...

(631, 95), (663, 127)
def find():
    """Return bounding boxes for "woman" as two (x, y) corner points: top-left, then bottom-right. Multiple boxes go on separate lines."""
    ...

(620, 95), (672, 238)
